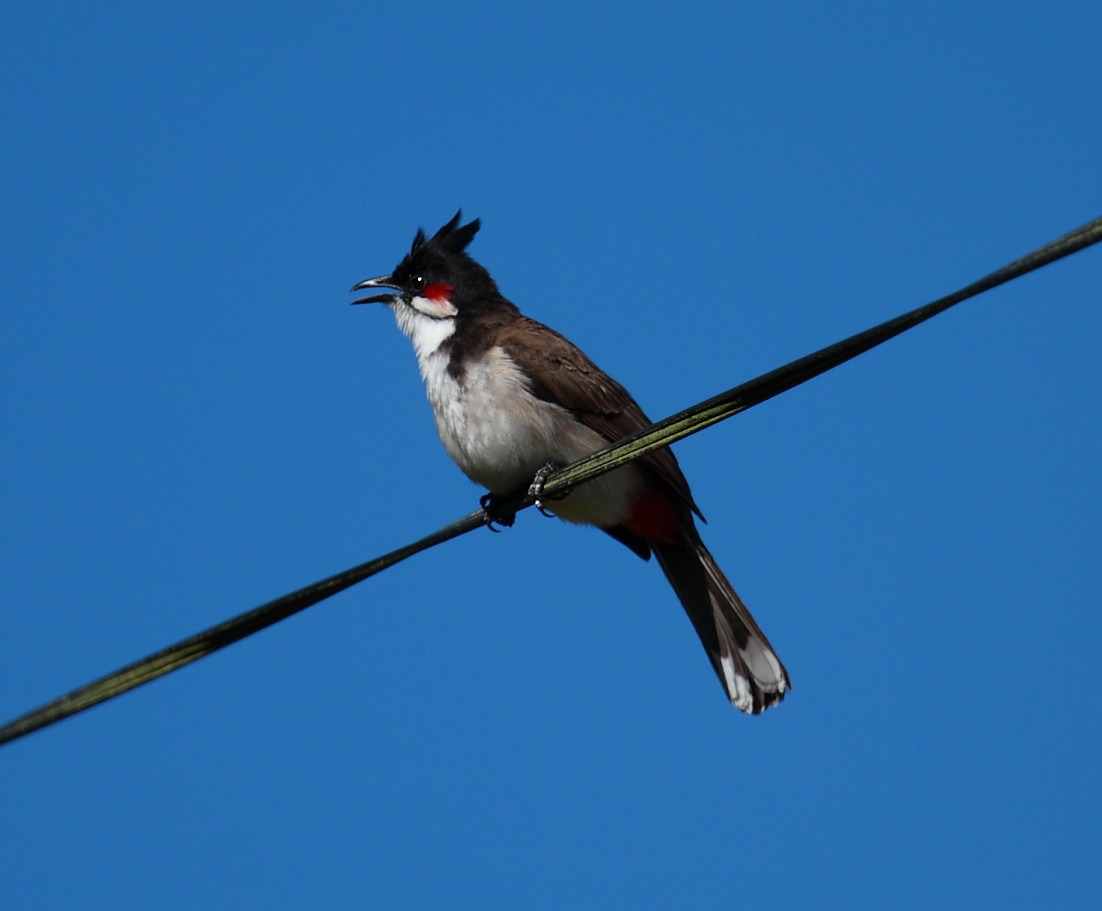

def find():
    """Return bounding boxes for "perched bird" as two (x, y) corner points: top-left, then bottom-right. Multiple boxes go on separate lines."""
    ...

(352, 213), (789, 712)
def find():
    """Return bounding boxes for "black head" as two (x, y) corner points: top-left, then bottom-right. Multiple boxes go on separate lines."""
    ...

(350, 211), (504, 319)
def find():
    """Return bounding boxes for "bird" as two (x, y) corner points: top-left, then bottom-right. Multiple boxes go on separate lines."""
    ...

(351, 212), (790, 713)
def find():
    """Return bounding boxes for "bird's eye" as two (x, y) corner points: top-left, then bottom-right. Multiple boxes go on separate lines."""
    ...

(411, 275), (426, 292)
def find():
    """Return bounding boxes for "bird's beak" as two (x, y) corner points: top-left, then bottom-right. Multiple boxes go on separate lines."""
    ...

(350, 275), (401, 305)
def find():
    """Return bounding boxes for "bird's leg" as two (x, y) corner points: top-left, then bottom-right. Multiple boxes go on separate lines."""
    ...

(479, 492), (516, 532)
(528, 462), (566, 517)
(481, 463), (567, 528)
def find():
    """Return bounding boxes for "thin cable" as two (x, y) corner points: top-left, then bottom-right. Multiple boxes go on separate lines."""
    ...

(1, 214), (1099, 749)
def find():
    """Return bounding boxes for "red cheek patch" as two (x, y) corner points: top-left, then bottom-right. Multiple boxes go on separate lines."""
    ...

(423, 282), (454, 302)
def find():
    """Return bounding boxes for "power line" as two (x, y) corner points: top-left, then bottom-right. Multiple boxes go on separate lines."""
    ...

(2, 214), (1100, 749)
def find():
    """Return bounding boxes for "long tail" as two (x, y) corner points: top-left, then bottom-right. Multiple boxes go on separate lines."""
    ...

(653, 534), (790, 713)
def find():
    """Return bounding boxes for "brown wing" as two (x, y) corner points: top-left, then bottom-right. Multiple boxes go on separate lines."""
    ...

(495, 317), (702, 520)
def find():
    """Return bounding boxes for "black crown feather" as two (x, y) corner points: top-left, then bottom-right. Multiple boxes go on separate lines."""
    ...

(410, 210), (481, 257)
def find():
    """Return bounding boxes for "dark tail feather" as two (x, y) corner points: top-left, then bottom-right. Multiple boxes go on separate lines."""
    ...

(653, 535), (790, 713)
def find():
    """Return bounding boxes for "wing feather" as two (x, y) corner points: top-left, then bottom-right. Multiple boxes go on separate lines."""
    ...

(494, 317), (702, 519)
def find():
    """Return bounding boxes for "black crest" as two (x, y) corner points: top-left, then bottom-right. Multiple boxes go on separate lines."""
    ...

(410, 210), (481, 258)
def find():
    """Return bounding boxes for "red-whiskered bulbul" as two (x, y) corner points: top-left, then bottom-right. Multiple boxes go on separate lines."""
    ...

(351, 212), (790, 713)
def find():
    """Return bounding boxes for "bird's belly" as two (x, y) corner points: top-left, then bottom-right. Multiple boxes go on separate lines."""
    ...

(422, 348), (642, 528)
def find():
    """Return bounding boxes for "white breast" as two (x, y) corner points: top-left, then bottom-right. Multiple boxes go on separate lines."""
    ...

(394, 304), (642, 527)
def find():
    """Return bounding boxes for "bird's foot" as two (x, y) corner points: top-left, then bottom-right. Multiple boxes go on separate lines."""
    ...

(528, 462), (565, 517)
(480, 492), (516, 532)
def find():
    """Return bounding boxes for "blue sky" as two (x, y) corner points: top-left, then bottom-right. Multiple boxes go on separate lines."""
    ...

(2, 3), (1100, 908)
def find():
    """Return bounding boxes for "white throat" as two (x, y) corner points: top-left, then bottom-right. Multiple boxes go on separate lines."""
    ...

(392, 299), (457, 369)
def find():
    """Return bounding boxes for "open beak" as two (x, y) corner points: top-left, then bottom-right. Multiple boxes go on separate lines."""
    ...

(350, 275), (402, 305)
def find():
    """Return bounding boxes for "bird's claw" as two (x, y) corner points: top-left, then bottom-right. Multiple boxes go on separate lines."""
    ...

(528, 462), (566, 517)
(480, 464), (567, 529)
(480, 492), (516, 532)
